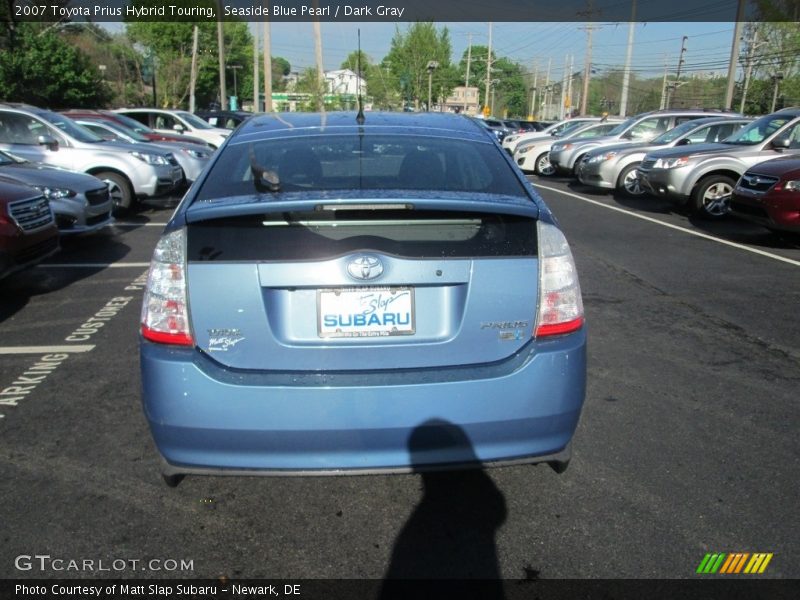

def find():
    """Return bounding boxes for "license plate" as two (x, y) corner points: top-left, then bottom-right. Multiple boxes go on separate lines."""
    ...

(318, 287), (415, 338)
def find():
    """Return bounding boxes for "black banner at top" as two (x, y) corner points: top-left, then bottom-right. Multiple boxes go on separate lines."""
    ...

(6, 0), (800, 23)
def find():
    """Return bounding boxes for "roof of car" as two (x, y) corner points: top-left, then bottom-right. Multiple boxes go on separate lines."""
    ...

(232, 111), (492, 143)
(0, 102), (48, 114)
(196, 110), (252, 117)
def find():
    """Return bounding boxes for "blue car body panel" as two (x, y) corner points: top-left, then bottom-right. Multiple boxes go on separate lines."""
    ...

(142, 332), (586, 472)
(139, 112), (586, 476)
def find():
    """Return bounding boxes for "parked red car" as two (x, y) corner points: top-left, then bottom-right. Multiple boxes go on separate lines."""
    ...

(730, 156), (800, 233)
(0, 179), (59, 279)
(60, 110), (208, 146)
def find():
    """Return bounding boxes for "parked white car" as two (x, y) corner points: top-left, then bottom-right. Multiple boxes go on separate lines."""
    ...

(514, 120), (624, 175)
(502, 117), (606, 155)
(115, 108), (230, 148)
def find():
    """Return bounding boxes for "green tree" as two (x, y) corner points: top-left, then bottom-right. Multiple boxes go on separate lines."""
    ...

(386, 23), (455, 110)
(459, 47), (528, 117)
(0, 23), (111, 108)
(126, 19), (253, 109)
(294, 67), (326, 111)
(369, 59), (402, 110)
(339, 50), (401, 109)
(61, 24), (150, 107)
(272, 57), (291, 92)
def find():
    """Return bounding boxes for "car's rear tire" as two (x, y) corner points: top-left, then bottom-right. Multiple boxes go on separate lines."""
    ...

(96, 171), (134, 214)
(162, 473), (184, 487)
(548, 459), (570, 474)
(534, 152), (555, 176)
(617, 163), (645, 196)
(691, 175), (735, 219)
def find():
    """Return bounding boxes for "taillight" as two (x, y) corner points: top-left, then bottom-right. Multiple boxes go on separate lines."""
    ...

(535, 221), (584, 338)
(141, 228), (193, 346)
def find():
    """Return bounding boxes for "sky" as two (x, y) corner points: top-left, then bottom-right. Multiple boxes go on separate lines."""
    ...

(252, 21), (739, 81)
(100, 20), (740, 82)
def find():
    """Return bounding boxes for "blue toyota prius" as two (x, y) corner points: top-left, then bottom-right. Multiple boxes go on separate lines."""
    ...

(139, 111), (587, 485)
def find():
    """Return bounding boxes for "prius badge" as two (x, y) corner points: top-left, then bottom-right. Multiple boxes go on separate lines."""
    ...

(347, 254), (384, 281)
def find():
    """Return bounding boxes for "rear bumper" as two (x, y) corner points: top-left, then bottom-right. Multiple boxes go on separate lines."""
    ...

(140, 331), (587, 473)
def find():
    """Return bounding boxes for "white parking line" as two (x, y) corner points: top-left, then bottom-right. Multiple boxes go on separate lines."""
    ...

(0, 345), (95, 355)
(114, 222), (168, 227)
(38, 262), (151, 268)
(536, 183), (800, 268)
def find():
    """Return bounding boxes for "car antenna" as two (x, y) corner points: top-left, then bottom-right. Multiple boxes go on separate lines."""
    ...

(356, 29), (365, 125)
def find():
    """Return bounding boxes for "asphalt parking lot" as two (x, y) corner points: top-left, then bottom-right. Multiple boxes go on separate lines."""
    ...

(1, 179), (798, 583)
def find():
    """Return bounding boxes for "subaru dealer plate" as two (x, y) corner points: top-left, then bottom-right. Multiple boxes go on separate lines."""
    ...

(318, 287), (415, 338)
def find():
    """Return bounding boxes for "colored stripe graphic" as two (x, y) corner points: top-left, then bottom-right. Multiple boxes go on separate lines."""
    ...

(719, 554), (736, 574)
(697, 553), (726, 574)
(698, 552), (773, 574)
(720, 553), (750, 574)
(744, 553), (774, 574)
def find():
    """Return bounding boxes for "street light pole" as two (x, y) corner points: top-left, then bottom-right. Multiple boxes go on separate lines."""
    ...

(426, 61), (439, 112)
(770, 72), (784, 113)
(228, 65), (242, 99)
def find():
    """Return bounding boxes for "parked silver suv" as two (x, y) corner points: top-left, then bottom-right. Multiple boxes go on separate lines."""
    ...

(577, 117), (751, 195)
(0, 104), (184, 212)
(637, 108), (800, 218)
(550, 109), (738, 176)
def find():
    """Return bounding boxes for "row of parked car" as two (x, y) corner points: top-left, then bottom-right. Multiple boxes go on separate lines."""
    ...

(0, 103), (257, 280)
(504, 107), (800, 231)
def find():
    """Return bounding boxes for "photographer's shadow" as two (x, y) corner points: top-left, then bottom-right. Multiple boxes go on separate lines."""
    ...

(380, 419), (507, 598)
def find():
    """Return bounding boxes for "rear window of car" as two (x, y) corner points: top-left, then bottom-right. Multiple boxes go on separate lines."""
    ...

(195, 134), (528, 200)
(187, 208), (538, 261)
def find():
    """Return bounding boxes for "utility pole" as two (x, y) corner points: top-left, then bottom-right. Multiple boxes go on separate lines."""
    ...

(724, 0), (747, 110)
(579, 24), (598, 115)
(484, 22), (493, 115)
(666, 36), (688, 109)
(659, 54), (669, 109)
(464, 33), (472, 113)
(560, 54), (569, 120)
(540, 57), (551, 119)
(577, 0), (599, 115)
(313, 0), (324, 111)
(770, 72), (784, 112)
(566, 55), (574, 116)
(216, 1), (227, 109)
(189, 25), (199, 113)
(252, 23), (259, 111)
(263, 5), (273, 112)
(740, 25), (759, 113)
(619, 0), (637, 117)
(529, 61), (538, 120)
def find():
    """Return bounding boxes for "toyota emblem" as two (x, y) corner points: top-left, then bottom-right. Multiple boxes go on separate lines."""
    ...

(347, 255), (384, 280)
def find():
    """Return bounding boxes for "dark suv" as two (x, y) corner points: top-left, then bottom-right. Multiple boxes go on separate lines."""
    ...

(0, 179), (59, 279)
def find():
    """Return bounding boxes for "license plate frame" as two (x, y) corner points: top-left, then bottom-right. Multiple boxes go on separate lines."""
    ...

(317, 287), (416, 338)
